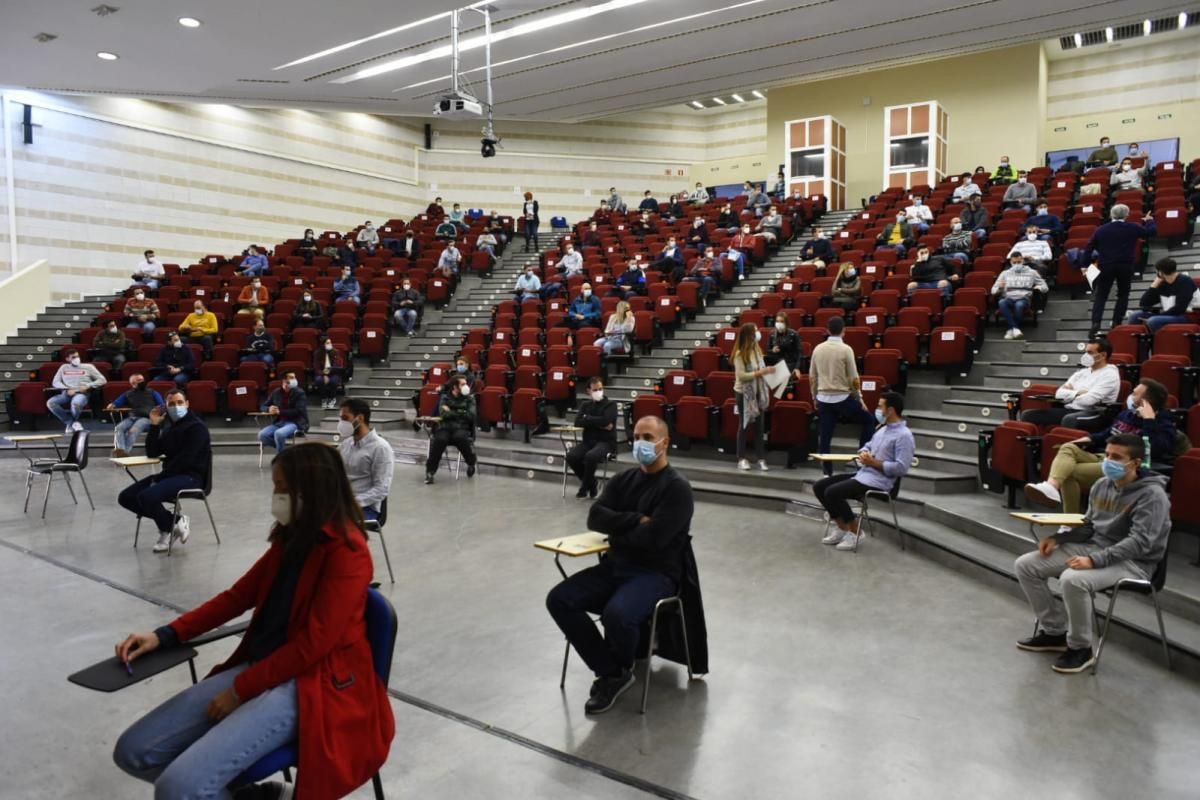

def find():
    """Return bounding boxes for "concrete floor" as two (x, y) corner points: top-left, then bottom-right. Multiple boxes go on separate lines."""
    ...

(1, 454), (1198, 799)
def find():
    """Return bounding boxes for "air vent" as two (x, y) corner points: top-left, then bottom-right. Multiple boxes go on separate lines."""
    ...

(91, 4), (119, 16)
(33, 32), (58, 43)
(1060, 12), (1196, 50)
(236, 78), (290, 84)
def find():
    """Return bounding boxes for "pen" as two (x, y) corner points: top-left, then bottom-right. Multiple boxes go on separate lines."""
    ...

(124, 660), (134, 676)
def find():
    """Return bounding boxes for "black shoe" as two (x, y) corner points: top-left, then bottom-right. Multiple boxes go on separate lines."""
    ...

(424, 473), (435, 485)
(584, 669), (635, 714)
(467, 463), (476, 478)
(576, 485), (589, 499)
(233, 782), (293, 800)
(1051, 646), (1095, 673)
(588, 482), (599, 499)
(1016, 631), (1068, 652)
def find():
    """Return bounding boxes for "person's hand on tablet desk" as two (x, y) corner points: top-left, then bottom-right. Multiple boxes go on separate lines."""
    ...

(115, 631), (160, 665)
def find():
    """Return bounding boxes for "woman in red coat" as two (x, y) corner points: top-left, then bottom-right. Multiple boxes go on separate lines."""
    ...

(112, 442), (394, 799)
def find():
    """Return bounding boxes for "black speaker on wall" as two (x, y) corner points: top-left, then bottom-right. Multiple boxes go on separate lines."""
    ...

(424, 123), (432, 150)
(22, 105), (33, 145)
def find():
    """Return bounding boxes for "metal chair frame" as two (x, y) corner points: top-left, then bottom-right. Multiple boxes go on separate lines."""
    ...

(821, 476), (906, 553)
(133, 451), (220, 556)
(23, 430), (95, 519)
(362, 497), (395, 584)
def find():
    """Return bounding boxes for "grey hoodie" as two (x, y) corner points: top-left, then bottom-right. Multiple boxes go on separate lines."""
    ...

(1055, 470), (1170, 577)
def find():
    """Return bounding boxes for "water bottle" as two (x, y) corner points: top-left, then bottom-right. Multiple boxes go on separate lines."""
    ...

(1142, 435), (1151, 468)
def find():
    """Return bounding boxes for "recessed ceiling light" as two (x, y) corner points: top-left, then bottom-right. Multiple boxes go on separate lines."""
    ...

(1143, 19), (1152, 35)
(1180, 12), (1188, 28)
(1073, 32), (1082, 47)
(711, 97), (726, 105)
(178, 17), (202, 28)
(691, 100), (704, 109)
(1105, 27), (1114, 42)
(731, 93), (745, 103)
(97, 51), (119, 60)
(751, 90), (766, 100)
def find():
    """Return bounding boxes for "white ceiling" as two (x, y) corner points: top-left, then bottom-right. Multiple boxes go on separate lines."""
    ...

(0, 0), (1194, 121)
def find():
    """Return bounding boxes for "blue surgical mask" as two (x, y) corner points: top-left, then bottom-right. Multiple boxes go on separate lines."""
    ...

(456, 364), (467, 373)
(632, 438), (660, 466)
(286, 378), (298, 390)
(168, 405), (187, 421)
(1101, 458), (1128, 481)
(875, 409), (886, 424)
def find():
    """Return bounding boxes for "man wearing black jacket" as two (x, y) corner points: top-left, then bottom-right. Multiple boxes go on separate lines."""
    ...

(1125, 257), (1193, 334)
(117, 388), (212, 553)
(799, 227), (835, 263)
(425, 376), (477, 484)
(546, 415), (695, 714)
(257, 371), (308, 452)
(566, 377), (618, 498)
(152, 331), (196, 387)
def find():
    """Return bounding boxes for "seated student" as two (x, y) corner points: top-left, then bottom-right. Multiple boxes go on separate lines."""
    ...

(814, 391), (915, 552)
(337, 397), (394, 519)
(116, 388), (210, 553)
(258, 370), (309, 452)
(238, 245), (270, 277)
(1027, 200), (1061, 241)
(741, 180), (756, 198)
(903, 196), (933, 233)
(566, 282), (603, 328)
(236, 277), (270, 315)
(113, 442), (394, 799)
(663, 193), (687, 224)
(93, 321), (128, 372)
(756, 206), (783, 243)
(435, 216), (458, 241)
(334, 266), (362, 305)
(396, 230), (421, 261)
(335, 236), (359, 269)
(133, 249), (165, 290)
(906, 245), (959, 299)
(688, 182), (709, 207)
(607, 187), (627, 214)
(514, 265), (542, 301)
(1025, 378), (1176, 513)
(556, 243), (584, 277)
(178, 300), (218, 359)
(631, 211), (657, 239)
(1123, 142), (1150, 168)
(424, 375), (477, 485)
(313, 338), (347, 410)
(106, 373), (164, 457)
(772, 171), (787, 199)
(960, 195), (991, 241)
(726, 224), (758, 278)
(637, 190), (659, 213)
(1126, 257), (1196, 333)
(592, 199), (613, 225)
(876, 213), (913, 257)
(1014, 432), (1170, 673)
(449, 203), (468, 230)
(567, 377), (618, 497)
(293, 290), (325, 329)
(1020, 339), (1120, 431)
(830, 262), (861, 310)
(153, 331), (196, 387)
(685, 247), (720, 299)
(951, 174), (981, 202)
(686, 216), (709, 248)
(436, 242), (462, 277)
(476, 230), (499, 266)
(649, 236), (684, 278)
(546, 414), (694, 714)
(296, 228), (319, 264)
(597, 300), (634, 355)
(611, 262), (647, 299)
(1002, 171), (1037, 212)
(991, 253), (1049, 339)
(1086, 136), (1118, 167)
(748, 184), (771, 216)
(992, 156), (1017, 185)
(356, 221), (380, 255)
(320, 240), (341, 264)
(799, 226), (835, 265)
(427, 196), (446, 217)
(241, 320), (276, 367)
(47, 348), (107, 433)
(941, 217), (974, 265)
(580, 220), (603, 249)
(768, 312), (802, 374)
(442, 355), (480, 397)
(390, 278), (423, 336)
(124, 289), (160, 338)
(1006, 225), (1054, 275)
(716, 202), (740, 234)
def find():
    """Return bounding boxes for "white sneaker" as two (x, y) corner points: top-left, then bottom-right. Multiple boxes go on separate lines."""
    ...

(1011, 328), (1024, 339)
(64, 424), (74, 435)
(1024, 481), (1061, 507)
(836, 531), (861, 551)
(172, 515), (190, 545)
(821, 528), (846, 545)
(737, 273), (745, 281)
(737, 459), (751, 471)
(1003, 329), (1014, 340)
(757, 460), (769, 471)
(71, 421), (84, 432)
(1057, 525), (1074, 535)
(152, 533), (171, 553)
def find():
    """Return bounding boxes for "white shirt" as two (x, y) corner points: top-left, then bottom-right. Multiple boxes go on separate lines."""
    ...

(1055, 364), (1120, 411)
(137, 259), (164, 276)
(557, 250), (583, 275)
(1007, 239), (1053, 262)
(905, 204), (933, 223)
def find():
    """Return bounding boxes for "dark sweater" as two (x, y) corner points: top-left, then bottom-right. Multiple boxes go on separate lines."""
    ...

(587, 465), (694, 582)
(264, 387), (309, 432)
(155, 345), (196, 375)
(1138, 274), (1194, 313)
(1088, 408), (1177, 459)
(1085, 220), (1156, 267)
(768, 328), (802, 370)
(145, 413), (211, 482)
(573, 398), (618, 449)
(113, 386), (164, 418)
(800, 238), (835, 262)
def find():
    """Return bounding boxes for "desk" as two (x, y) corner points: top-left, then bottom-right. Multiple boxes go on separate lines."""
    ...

(5, 433), (66, 465)
(534, 531), (611, 579)
(1009, 511), (1086, 542)
(810, 453), (859, 463)
(110, 455), (162, 484)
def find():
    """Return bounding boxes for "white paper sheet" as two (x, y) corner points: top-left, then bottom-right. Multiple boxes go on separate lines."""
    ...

(1084, 264), (1100, 287)
(765, 360), (791, 398)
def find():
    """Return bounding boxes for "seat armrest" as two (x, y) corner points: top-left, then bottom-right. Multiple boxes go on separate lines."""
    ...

(186, 620), (251, 648)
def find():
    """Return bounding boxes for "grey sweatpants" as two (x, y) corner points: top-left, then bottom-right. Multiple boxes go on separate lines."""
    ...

(1015, 542), (1146, 650)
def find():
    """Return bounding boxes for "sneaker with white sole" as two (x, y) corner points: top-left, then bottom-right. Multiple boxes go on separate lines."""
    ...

(172, 515), (190, 546)
(821, 528), (847, 545)
(737, 459), (751, 471)
(1003, 329), (1014, 340)
(1023, 481), (1061, 507)
(64, 424), (74, 435)
(152, 533), (171, 553)
(71, 421), (84, 432)
(1011, 328), (1024, 339)
(757, 460), (769, 471)
(835, 531), (861, 551)
(737, 273), (745, 281)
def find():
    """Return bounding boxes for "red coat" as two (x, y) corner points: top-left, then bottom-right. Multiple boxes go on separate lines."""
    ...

(169, 524), (394, 799)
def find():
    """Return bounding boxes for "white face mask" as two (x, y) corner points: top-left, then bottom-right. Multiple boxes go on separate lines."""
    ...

(69, 356), (81, 366)
(1122, 165), (1131, 172)
(271, 493), (297, 526)
(325, 343), (334, 351)
(459, 385), (471, 397)
(336, 418), (356, 439)
(303, 295), (312, 302)
(1127, 394), (1137, 410)
(1018, 177), (1027, 184)
(952, 223), (962, 232)
(582, 289), (592, 298)
(590, 390), (604, 402)
(134, 293), (145, 300)
(286, 378), (298, 389)
(1037, 209), (1047, 216)
(1080, 353), (1095, 368)
(815, 233), (825, 239)
(754, 331), (762, 342)
(775, 321), (786, 331)
(1001, 161), (1009, 166)
(194, 308), (204, 315)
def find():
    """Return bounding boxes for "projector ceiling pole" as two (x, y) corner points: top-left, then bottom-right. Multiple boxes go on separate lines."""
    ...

(482, 6), (495, 140)
(450, 9), (460, 95)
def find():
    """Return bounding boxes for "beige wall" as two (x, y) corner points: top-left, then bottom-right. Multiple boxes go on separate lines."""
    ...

(0, 259), (50, 344)
(766, 44), (1045, 204)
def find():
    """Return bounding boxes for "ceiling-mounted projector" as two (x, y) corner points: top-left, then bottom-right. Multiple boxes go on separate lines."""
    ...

(433, 92), (483, 118)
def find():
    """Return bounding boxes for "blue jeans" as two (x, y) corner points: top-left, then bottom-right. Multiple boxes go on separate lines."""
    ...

(115, 416), (152, 452)
(600, 335), (627, 355)
(258, 422), (298, 451)
(914, 280), (953, 301)
(363, 507), (380, 522)
(240, 263), (267, 277)
(817, 396), (876, 475)
(132, 321), (157, 337)
(118, 473), (202, 533)
(1126, 310), (1187, 334)
(240, 353), (275, 367)
(879, 243), (906, 257)
(113, 663), (298, 800)
(48, 391), (89, 425)
(136, 278), (160, 290)
(393, 308), (418, 333)
(546, 560), (676, 678)
(972, 228), (988, 242)
(999, 297), (1029, 329)
(721, 251), (745, 275)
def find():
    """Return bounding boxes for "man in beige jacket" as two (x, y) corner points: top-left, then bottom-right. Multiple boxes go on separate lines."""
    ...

(810, 317), (877, 475)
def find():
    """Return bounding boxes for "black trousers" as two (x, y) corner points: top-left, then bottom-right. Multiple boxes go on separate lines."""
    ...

(566, 441), (610, 487)
(1021, 406), (1109, 431)
(427, 427), (476, 473)
(1090, 261), (1134, 329)
(813, 474), (869, 524)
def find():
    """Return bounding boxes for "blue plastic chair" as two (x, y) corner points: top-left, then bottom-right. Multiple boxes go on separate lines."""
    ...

(467, 208), (484, 220)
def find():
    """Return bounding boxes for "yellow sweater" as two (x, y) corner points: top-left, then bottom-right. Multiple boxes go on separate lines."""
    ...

(181, 311), (219, 337)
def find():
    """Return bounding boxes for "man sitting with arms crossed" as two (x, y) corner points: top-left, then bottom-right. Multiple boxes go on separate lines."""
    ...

(337, 398), (394, 521)
(117, 387), (211, 553)
(105, 373), (163, 457)
(1020, 339), (1119, 431)
(546, 415), (694, 714)
(814, 391), (915, 552)
(1015, 433), (1170, 673)
(257, 370), (309, 453)
(424, 375), (477, 485)
(47, 348), (107, 434)
(566, 377), (617, 499)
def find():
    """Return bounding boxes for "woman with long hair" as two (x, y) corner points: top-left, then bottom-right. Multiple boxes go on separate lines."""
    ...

(731, 322), (772, 471)
(112, 442), (394, 800)
(598, 300), (635, 355)
(831, 262), (861, 310)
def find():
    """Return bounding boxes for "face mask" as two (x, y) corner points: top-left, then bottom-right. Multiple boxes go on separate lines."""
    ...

(172, 340), (183, 349)
(108, 326), (118, 334)
(134, 293), (145, 300)
(1012, 261), (1026, 270)
(194, 309), (204, 316)
(896, 216), (905, 223)
(459, 385), (471, 397)
(1080, 353), (1095, 368)
(590, 390), (604, 402)
(1037, 209), (1047, 216)
(1126, 394), (1137, 410)
(286, 378), (298, 390)
(69, 356), (81, 366)
(845, 268), (857, 279)
(252, 283), (261, 290)
(270, 493), (297, 526)
(336, 418), (356, 438)
(1018, 177), (1027, 184)
(1001, 160), (1009, 166)
(456, 363), (468, 373)
(816, 233), (825, 239)
(1027, 233), (1038, 241)
(303, 295), (312, 302)
(402, 285), (411, 291)
(754, 331), (762, 342)
(775, 321), (786, 331)
(168, 405), (187, 421)
(913, 199), (922, 206)
(582, 290), (592, 298)
(632, 438), (660, 466)
(1101, 141), (1109, 147)
(875, 409), (887, 424)
(325, 343), (334, 351)
(1101, 458), (1129, 481)
(254, 328), (265, 335)
(1122, 165), (1131, 172)
(952, 223), (962, 232)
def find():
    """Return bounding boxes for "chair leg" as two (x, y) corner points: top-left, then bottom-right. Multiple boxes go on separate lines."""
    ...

(377, 528), (395, 584)
(62, 471), (79, 505)
(167, 500), (181, 556)
(1150, 589), (1173, 671)
(134, 515), (142, 548)
(76, 470), (95, 510)
(675, 599), (694, 681)
(372, 772), (385, 800)
(559, 641), (570, 689)
(888, 497), (904, 550)
(23, 470), (34, 513)
(41, 472), (55, 519)
(640, 602), (663, 714)
(202, 497), (220, 544)
(1092, 586), (1121, 674)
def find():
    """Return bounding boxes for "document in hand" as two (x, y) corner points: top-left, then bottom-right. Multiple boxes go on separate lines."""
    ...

(1084, 264), (1100, 287)
(765, 360), (791, 398)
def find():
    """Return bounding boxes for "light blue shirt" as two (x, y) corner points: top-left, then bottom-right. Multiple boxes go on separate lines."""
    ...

(854, 420), (915, 491)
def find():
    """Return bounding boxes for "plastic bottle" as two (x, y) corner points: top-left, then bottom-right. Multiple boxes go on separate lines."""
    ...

(1142, 435), (1151, 468)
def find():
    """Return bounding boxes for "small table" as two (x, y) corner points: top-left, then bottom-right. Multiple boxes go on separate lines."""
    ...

(5, 433), (66, 465)
(110, 455), (162, 483)
(810, 453), (859, 463)
(1009, 511), (1086, 542)
(534, 531), (611, 580)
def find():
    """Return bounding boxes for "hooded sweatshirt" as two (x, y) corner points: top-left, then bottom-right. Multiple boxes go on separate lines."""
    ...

(991, 264), (1049, 302)
(1054, 471), (1170, 576)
